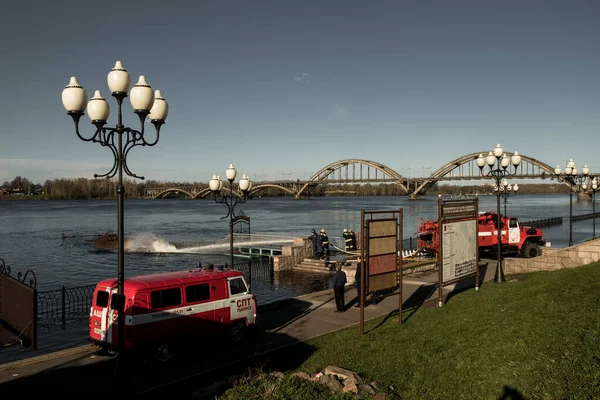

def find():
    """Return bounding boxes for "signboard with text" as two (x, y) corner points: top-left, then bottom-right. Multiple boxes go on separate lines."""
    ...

(437, 196), (479, 306)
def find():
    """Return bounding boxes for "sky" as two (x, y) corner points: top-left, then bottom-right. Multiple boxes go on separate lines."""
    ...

(0, 0), (598, 185)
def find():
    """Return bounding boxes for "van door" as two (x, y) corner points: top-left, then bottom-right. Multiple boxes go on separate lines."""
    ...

(228, 277), (254, 324)
(90, 286), (117, 345)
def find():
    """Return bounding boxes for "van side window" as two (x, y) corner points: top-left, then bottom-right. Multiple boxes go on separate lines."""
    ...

(229, 278), (247, 296)
(96, 291), (109, 307)
(186, 283), (211, 303)
(151, 288), (182, 309)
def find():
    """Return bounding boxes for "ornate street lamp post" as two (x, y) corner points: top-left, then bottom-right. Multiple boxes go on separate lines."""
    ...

(554, 159), (589, 246)
(494, 179), (519, 217)
(477, 144), (522, 283)
(209, 165), (252, 271)
(591, 177), (599, 240)
(61, 62), (168, 362)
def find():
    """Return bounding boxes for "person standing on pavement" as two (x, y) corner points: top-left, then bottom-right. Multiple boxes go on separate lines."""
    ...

(331, 264), (347, 312)
(320, 229), (330, 257)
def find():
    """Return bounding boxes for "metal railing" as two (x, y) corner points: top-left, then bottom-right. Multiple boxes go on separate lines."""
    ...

(229, 257), (275, 288)
(37, 284), (96, 327)
(572, 212), (600, 222)
(520, 217), (563, 228)
(402, 237), (418, 251)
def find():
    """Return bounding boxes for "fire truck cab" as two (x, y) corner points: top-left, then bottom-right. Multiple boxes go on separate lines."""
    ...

(89, 267), (256, 363)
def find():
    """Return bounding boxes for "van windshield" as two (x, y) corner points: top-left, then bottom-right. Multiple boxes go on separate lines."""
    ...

(229, 278), (247, 295)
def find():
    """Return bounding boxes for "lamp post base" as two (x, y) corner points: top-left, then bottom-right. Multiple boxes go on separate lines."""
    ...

(493, 260), (505, 283)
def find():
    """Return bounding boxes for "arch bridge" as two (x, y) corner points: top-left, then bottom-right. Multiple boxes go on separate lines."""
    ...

(139, 154), (575, 199)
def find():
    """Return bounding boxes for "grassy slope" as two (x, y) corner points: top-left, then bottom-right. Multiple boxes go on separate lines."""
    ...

(295, 263), (600, 399)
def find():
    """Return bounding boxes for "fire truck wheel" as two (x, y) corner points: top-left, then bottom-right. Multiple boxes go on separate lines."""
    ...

(230, 322), (246, 343)
(155, 343), (174, 363)
(521, 242), (540, 258)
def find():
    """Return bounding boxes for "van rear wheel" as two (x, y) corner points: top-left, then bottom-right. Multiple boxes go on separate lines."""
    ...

(155, 343), (173, 363)
(230, 322), (246, 343)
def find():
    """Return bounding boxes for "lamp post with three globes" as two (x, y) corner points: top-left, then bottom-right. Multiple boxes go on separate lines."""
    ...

(61, 61), (169, 360)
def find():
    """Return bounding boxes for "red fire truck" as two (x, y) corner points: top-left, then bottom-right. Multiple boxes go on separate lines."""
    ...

(89, 267), (256, 362)
(417, 211), (546, 258)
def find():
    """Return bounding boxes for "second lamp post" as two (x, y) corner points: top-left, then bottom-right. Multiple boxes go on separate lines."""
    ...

(494, 179), (519, 217)
(209, 165), (252, 270)
(554, 159), (589, 247)
(477, 144), (522, 283)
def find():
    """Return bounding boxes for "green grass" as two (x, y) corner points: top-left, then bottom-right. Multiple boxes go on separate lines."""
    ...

(221, 263), (600, 399)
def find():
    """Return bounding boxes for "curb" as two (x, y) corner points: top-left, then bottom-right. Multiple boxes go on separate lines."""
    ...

(0, 344), (98, 372)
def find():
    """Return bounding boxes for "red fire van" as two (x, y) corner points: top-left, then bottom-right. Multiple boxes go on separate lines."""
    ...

(89, 268), (256, 362)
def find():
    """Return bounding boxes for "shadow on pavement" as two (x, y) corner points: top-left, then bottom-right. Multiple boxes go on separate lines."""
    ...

(0, 298), (318, 398)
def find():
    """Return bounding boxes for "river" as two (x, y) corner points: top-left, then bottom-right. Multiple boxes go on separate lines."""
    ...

(0, 194), (597, 362)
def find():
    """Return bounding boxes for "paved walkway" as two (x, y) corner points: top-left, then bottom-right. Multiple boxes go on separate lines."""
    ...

(0, 261), (496, 396)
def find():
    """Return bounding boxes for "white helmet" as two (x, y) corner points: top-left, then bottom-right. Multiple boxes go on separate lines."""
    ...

(343, 228), (348, 233)
(320, 229), (325, 233)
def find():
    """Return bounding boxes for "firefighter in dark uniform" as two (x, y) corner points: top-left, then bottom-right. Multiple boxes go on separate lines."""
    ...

(349, 228), (357, 250)
(320, 229), (330, 257)
(343, 228), (352, 251)
(309, 229), (322, 258)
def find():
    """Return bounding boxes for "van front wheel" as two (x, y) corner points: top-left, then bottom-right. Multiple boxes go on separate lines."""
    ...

(155, 343), (173, 363)
(230, 322), (246, 343)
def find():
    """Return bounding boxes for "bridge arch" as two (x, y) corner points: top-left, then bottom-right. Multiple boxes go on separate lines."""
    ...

(154, 188), (195, 199)
(411, 152), (559, 197)
(296, 159), (407, 198)
(249, 184), (296, 197)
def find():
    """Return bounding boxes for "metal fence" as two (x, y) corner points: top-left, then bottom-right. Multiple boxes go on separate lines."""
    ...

(402, 237), (418, 251)
(572, 212), (600, 222)
(37, 284), (96, 327)
(230, 257), (274, 283)
(521, 217), (563, 228)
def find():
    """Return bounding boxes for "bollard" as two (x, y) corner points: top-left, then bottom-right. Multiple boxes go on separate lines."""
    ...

(269, 256), (275, 282)
(61, 285), (66, 326)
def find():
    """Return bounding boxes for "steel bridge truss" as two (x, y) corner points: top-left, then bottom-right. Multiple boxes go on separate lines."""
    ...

(139, 153), (577, 199)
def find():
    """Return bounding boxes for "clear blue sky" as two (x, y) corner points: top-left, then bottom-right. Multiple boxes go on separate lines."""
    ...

(0, 0), (598, 185)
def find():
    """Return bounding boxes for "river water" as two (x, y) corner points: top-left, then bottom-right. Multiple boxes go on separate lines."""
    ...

(0, 194), (597, 362)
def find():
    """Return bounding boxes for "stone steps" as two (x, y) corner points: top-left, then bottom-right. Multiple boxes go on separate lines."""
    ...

(295, 258), (337, 273)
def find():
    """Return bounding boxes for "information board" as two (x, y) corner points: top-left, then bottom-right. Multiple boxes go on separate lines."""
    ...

(436, 196), (480, 307)
(441, 219), (477, 283)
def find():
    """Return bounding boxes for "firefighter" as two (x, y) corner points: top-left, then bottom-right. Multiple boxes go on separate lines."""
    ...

(309, 229), (322, 258)
(343, 228), (352, 251)
(320, 229), (330, 257)
(349, 228), (357, 250)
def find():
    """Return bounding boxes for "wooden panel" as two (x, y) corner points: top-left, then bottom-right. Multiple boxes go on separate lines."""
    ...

(369, 272), (398, 292)
(369, 219), (396, 237)
(368, 236), (396, 256)
(368, 253), (397, 275)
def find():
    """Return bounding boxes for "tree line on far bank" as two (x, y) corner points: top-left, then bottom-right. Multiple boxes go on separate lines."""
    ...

(1, 175), (572, 200)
